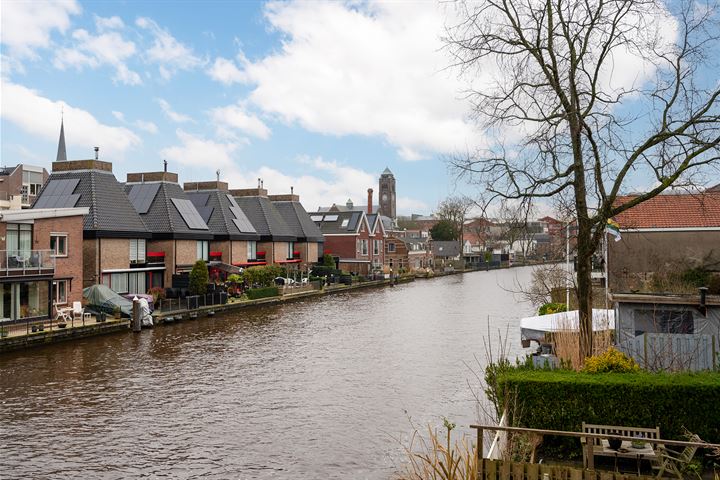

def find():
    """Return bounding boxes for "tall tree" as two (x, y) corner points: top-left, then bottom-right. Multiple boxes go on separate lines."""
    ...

(446, 0), (720, 360)
(436, 195), (474, 254)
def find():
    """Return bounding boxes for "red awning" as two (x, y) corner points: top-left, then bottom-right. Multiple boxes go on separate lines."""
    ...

(276, 259), (302, 264)
(232, 261), (267, 267)
(147, 251), (165, 258)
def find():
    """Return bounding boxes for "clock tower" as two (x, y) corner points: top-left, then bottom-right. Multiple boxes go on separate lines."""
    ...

(378, 167), (396, 220)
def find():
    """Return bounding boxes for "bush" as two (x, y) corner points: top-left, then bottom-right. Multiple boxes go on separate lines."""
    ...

(582, 347), (640, 374)
(243, 265), (282, 287)
(245, 286), (279, 300)
(323, 253), (335, 267)
(189, 260), (209, 295)
(148, 286), (166, 302)
(539, 302), (567, 315)
(495, 368), (720, 457)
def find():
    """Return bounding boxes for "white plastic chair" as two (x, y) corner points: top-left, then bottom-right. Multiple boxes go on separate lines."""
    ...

(73, 301), (91, 322)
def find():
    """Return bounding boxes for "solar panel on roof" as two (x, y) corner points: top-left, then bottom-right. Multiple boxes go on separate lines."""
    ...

(231, 208), (256, 233)
(170, 198), (209, 230)
(226, 194), (240, 209)
(34, 178), (81, 209)
(310, 215), (324, 221)
(127, 183), (161, 214)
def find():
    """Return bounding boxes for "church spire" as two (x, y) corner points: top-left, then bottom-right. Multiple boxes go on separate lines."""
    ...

(56, 112), (67, 162)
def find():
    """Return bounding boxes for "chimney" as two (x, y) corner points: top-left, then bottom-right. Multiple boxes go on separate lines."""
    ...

(346, 198), (353, 209)
(164, 159), (168, 172)
(367, 188), (373, 214)
(94, 146), (99, 160)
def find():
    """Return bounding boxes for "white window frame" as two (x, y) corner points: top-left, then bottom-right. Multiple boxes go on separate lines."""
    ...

(373, 239), (381, 255)
(360, 239), (368, 256)
(50, 233), (68, 257)
(130, 239), (146, 263)
(197, 240), (209, 261)
(53, 279), (68, 305)
(247, 240), (257, 261)
(287, 241), (295, 259)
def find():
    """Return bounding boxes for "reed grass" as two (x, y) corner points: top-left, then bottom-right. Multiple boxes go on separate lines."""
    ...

(551, 313), (613, 370)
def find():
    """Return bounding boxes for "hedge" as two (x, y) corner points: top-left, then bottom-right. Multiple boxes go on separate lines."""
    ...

(245, 286), (279, 300)
(497, 369), (720, 457)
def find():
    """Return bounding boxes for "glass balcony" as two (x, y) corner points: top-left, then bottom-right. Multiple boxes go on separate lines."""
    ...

(0, 250), (55, 276)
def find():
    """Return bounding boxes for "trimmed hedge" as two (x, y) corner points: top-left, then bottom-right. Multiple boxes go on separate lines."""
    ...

(497, 369), (720, 456)
(245, 286), (279, 300)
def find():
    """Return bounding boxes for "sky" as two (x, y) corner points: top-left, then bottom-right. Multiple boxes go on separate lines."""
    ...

(0, 0), (484, 215)
(1, 1), (717, 218)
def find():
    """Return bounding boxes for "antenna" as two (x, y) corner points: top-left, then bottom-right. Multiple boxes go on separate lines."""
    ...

(163, 159), (168, 172)
(216, 169), (220, 181)
(261, 178), (264, 189)
(257, 177), (261, 189)
(291, 186), (294, 195)
(94, 147), (99, 160)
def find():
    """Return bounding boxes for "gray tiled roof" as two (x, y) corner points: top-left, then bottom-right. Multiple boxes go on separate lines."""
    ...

(273, 201), (324, 242)
(432, 240), (461, 257)
(34, 170), (149, 237)
(186, 190), (260, 240)
(234, 196), (297, 241)
(313, 210), (366, 235)
(125, 181), (212, 240)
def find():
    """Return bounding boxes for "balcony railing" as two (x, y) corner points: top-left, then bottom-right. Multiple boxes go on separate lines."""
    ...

(0, 250), (55, 276)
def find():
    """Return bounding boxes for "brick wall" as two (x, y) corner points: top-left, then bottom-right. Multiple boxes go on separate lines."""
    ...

(230, 240), (249, 264)
(33, 216), (84, 305)
(99, 238), (131, 271)
(82, 239), (98, 287)
(258, 241), (275, 264)
(148, 239), (174, 286)
(176, 240), (198, 269)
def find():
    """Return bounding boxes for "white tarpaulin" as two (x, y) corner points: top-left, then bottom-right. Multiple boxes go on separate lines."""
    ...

(521, 309), (615, 343)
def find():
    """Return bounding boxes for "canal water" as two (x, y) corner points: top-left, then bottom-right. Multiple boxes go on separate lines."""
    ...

(0, 266), (535, 479)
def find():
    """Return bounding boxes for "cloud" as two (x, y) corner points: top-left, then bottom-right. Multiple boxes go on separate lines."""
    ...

(1, 80), (140, 158)
(208, 1), (477, 161)
(160, 129), (239, 168)
(136, 16), (203, 79)
(156, 98), (192, 123)
(53, 25), (141, 85)
(0, 0), (81, 58)
(112, 110), (159, 134)
(95, 15), (124, 31)
(207, 57), (247, 85)
(209, 103), (271, 139)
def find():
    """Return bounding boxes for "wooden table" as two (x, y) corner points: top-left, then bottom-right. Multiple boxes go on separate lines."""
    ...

(600, 439), (656, 475)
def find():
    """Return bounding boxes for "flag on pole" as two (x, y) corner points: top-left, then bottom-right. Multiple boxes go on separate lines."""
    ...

(606, 219), (622, 242)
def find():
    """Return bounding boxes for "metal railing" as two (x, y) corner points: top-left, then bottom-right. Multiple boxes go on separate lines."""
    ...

(0, 250), (55, 275)
(155, 291), (229, 313)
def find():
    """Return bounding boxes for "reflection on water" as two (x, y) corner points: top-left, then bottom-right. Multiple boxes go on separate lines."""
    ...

(0, 267), (535, 479)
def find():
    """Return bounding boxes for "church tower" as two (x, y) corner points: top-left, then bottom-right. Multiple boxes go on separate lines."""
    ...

(56, 116), (67, 162)
(378, 167), (396, 220)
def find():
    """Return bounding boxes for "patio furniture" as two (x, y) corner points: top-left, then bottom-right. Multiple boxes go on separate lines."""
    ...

(582, 423), (661, 471)
(55, 306), (73, 325)
(655, 434), (701, 479)
(72, 301), (91, 322)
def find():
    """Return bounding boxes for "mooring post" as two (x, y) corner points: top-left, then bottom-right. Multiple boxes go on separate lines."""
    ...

(476, 427), (483, 478)
(132, 298), (141, 332)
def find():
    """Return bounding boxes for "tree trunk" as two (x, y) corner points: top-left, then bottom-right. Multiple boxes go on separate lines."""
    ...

(575, 220), (595, 361)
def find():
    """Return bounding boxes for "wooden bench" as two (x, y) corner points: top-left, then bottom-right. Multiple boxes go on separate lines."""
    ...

(582, 423), (661, 470)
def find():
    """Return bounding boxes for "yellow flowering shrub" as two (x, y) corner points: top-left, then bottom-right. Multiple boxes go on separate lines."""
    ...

(582, 347), (640, 373)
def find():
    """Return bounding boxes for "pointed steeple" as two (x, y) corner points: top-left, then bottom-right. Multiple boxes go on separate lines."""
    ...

(56, 114), (67, 162)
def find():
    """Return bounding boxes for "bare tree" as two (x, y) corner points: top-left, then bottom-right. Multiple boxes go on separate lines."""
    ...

(436, 195), (475, 255)
(446, 0), (720, 360)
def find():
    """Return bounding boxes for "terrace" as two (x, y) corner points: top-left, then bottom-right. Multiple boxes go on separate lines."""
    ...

(0, 250), (55, 277)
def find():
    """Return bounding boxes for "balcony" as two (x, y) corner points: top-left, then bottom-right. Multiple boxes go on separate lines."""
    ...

(147, 251), (166, 265)
(0, 250), (55, 277)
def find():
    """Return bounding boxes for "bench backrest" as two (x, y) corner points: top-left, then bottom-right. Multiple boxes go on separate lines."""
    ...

(582, 422), (660, 446)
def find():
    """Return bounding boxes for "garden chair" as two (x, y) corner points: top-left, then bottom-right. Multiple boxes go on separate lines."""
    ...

(73, 301), (91, 322)
(654, 434), (701, 479)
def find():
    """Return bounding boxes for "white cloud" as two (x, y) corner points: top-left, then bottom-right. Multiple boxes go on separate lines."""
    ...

(0, 0), (81, 58)
(209, 103), (270, 139)
(208, 57), (247, 85)
(53, 27), (141, 85)
(136, 17), (203, 79)
(156, 98), (192, 123)
(95, 15), (124, 31)
(112, 110), (158, 134)
(1, 80), (140, 158)
(209, 1), (477, 161)
(160, 130), (239, 168)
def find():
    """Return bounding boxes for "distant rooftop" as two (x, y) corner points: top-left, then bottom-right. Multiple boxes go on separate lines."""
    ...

(614, 191), (720, 229)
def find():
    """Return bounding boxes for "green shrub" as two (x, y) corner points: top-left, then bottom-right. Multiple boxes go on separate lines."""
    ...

(245, 286), (279, 300)
(189, 260), (209, 295)
(539, 302), (567, 315)
(243, 265), (282, 287)
(323, 253), (335, 267)
(582, 347), (640, 373)
(495, 368), (720, 457)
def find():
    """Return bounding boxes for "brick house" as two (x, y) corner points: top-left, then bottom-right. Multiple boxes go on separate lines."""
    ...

(0, 164), (49, 210)
(33, 158), (152, 292)
(185, 181), (261, 271)
(313, 210), (374, 275)
(608, 191), (720, 292)
(271, 193), (325, 269)
(0, 207), (87, 322)
(125, 171), (214, 288)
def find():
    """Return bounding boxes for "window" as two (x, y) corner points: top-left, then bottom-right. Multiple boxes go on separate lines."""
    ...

(53, 279), (68, 305)
(129, 239), (146, 263)
(197, 240), (209, 261)
(360, 239), (368, 256)
(7, 223), (32, 256)
(635, 309), (694, 335)
(287, 241), (295, 259)
(373, 240), (381, 255)
(341, 218), (349, 227)
(50, 234), (68, 256)
(111, 273), (129, 294)
(102, 271), (155, 294)
(248, 240), (257, 261)
(387, 242), (396, 253)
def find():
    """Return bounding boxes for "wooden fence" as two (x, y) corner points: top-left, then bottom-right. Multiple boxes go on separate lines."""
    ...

(478, 458), (655, 480)
(617, 333), (718, 371)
